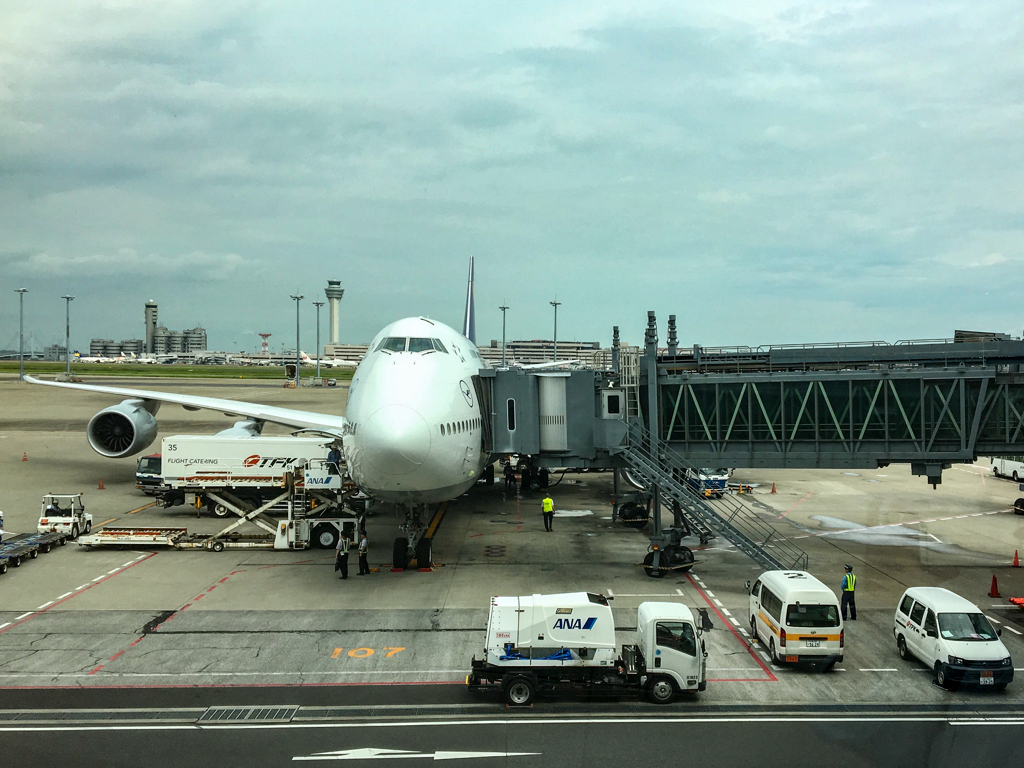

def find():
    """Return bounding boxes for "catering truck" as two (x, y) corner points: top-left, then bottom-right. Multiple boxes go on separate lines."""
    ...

(467, 592), (707, 706)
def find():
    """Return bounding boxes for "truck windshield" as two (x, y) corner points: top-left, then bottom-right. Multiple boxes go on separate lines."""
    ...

(786, 604), (840, 628)
(938, 612), (998, 641)
(656, 622), (697, 656)
(138, 457), (161, 473)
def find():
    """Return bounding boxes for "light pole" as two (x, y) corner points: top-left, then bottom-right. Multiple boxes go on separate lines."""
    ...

(61, 294), (75, 377)
(16, 288), (27, 380)
(313, 300), (324, 379)
(290, 293), (304, 386)
(550, 300), (561, 362)
(499, 305), (509, 367)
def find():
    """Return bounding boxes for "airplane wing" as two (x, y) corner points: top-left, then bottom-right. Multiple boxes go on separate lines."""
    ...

(24, 376), (347, 434)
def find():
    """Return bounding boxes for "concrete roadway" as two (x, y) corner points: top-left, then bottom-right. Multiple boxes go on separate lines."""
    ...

(1, 708), (1022, 767)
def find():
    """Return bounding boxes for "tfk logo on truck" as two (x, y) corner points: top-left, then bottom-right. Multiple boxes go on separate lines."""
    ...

(552, 617), (597, 630)
(243, 455), (300, 468)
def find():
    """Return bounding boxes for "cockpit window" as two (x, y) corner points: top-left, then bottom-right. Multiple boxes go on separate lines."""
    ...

(377, 337), (407, 352)
(408, 338), (434, 353)
(431, 338), (448, 353)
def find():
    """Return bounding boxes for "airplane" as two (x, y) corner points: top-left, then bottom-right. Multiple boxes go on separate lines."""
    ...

(26, 258), (490, 567)
(299, 352), (360, 369)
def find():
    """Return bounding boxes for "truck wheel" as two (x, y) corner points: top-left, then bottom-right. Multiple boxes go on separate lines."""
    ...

(618, 502), (649, 530)
(211, 540), (225, 553)
(58, 537), (66, 546)
(503, 676), (536, 706)
(642, 552), (664, 578)
(647, 676), (676, 704)
(415, 538), (432, 569)
(393, 537), (408, 571)
(769, 639), (780, 665)
(70, 524), (79, 540)
(935, 662), (956, 690)
(211, 504), (231, 518)
(12, 556), (22, 568)
(40, 543), (51, 554)
(0, 562), (6, 574)
(29, 549), (38, 559)
(314, 525), (339, 549)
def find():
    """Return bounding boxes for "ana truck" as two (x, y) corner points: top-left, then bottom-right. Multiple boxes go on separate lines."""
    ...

(468, 592), (707, 706)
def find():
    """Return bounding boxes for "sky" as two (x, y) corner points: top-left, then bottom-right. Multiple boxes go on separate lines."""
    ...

(2, 1), (1023, 353)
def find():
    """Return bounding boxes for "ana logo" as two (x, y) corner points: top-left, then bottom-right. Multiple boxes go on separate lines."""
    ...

(552, 617), (597, 631)
(244, 455), (260, 467)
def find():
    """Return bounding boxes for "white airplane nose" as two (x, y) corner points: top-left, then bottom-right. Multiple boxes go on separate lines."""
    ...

(362, 404), (431, 476)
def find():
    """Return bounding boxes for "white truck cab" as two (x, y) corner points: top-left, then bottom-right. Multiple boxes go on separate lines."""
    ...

(37, 494), (92, 540)
(747, 570), (844, 670)
(894, 587), (1013, 690)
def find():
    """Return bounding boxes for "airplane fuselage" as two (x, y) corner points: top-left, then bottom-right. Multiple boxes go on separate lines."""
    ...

(344, 317), (489, 504)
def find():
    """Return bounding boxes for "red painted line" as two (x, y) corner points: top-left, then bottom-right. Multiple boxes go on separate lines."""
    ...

(206, 586), (218, 592)
(128, 638), (144, 647)
(178, 604), (191, 611)
(707, 678), (772, 683)
(685, 573), (777, 682)
(192, 594), (204, 601)
(778, 491), (813, 519)
(218, 576), (230, 583)
(108, 650), (126, 662)
(0, 552), (158, 635)
(86, 665), (105, 676)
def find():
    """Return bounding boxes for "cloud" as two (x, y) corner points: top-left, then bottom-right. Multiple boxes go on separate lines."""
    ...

(6, 249), (256, 280)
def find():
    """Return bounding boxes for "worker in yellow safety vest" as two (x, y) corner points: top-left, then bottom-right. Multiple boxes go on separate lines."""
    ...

(841, 564), (857, 620)
(541, 493), (554, 532)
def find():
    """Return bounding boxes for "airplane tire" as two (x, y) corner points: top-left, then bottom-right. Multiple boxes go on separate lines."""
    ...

(393, 538), (408, 571)
(415, 538), (432, 569)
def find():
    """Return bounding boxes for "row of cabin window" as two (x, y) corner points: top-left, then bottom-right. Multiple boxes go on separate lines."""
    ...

(440, 418), (480, 436)
(377, 337), (448, 354)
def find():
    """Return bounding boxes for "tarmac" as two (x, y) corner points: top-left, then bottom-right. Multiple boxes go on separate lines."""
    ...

(2, 374), (1024, 710)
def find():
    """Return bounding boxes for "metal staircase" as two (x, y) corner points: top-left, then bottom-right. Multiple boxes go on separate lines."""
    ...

(621, 422), (808, 572)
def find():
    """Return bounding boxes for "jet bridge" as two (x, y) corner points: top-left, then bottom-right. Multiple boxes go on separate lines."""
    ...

(483, 312), (1024, 574)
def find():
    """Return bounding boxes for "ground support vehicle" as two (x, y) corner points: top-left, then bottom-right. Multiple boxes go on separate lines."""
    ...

(135, 454), (166, 495)
(685, 468), (729, 499)
(37, 494), (93, 540)
(468, 592), (707, 706)
(0, 531), (68, 574)
(894, 587), (1013, 691)
(747, 570), (844, 670)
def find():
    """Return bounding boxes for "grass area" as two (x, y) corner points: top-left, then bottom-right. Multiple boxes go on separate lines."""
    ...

(0, 361), (354, 380)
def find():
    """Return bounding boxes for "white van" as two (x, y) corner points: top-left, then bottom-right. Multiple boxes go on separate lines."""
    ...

(894, 587), (1013, 690)
(746, 570), (844, 670)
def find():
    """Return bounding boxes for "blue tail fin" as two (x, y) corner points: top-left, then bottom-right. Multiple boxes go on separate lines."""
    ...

(462, 257), (476, 343)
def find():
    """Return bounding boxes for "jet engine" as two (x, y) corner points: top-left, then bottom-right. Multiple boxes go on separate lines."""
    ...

(215, 419), (264, 437)
(86, 399), (160, 458)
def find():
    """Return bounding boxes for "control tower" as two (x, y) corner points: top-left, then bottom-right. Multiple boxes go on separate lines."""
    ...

(144, 301), (158, 354)
(325, 280), (345, 345)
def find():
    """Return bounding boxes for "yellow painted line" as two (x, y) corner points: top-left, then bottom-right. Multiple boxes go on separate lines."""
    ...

(96, 518), (118, 528)
(424, 501), (450, 540)
(127, 501), (159, 515)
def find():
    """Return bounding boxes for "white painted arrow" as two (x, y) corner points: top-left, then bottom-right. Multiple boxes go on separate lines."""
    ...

(293, 748), (539, 761)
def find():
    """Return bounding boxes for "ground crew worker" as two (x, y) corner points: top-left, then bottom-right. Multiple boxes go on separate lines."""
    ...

(335, 532), (350, 580)
(841, 564), (857, 620)
(541, 493), (554, 532)
(327, 446), (342, 475)
(357, 532), (370, 575)
(503, 461), (517, 492)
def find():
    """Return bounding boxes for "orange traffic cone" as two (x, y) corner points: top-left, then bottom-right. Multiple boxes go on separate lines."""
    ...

(97, 478), (105, 490)
(989, 575), (1001, 598)
(1014, 550), (1020, 568)
(22, 452), (27, 462)
(771, 482), (777, 494)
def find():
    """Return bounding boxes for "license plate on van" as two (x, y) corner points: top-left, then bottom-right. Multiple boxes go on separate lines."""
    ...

(981, 671), (994, 684)
(805, 639), (820, 648)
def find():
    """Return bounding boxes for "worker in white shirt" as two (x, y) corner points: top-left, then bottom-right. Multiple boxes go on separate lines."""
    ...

(358, 532), (370, 575)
